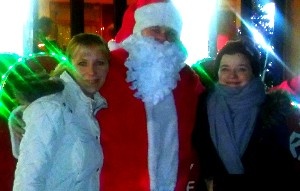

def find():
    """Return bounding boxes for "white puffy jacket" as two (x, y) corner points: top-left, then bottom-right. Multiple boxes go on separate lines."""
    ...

(13, 72), (107, 191)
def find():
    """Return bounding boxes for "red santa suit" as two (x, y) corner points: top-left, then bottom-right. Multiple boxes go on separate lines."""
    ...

(0, 118), (16, 191)
(97, 0), (205, 190)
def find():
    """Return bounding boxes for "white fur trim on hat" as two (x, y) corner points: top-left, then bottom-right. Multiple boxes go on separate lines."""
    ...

(107, 39), (121, 51)
(133, 2), (182, 35)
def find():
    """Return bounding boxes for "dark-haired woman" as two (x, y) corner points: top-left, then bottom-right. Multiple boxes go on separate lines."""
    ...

(193, 39), (296, 190)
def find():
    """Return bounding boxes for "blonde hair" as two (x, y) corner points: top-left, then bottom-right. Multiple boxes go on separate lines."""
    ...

(51, 33), (110, 77)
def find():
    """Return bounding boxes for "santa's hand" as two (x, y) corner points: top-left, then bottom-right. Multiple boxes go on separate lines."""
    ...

(8, 105), (26, 158)
(290, 131), (300, 160)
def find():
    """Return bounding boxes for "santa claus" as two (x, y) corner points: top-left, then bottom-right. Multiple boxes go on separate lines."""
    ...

(97, 0), (205, 190)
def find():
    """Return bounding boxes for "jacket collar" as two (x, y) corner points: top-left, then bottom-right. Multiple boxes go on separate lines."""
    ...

(60, 72), (107, 114)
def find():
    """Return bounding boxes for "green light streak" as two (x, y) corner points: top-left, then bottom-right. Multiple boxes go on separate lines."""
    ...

(0, 52), (67, 119)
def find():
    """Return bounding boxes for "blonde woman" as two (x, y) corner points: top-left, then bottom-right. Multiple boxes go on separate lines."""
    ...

(8, 33), (109, 191)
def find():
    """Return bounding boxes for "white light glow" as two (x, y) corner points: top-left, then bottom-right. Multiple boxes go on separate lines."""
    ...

(0, 0), (33, 56)
(172, 0), (217, 66)
(261, 2), (275, 29)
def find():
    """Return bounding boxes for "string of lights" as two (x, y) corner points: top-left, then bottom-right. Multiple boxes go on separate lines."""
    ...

(250, 0), (276, 88)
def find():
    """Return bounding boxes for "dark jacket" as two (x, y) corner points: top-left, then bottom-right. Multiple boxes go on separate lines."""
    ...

(192, 89), (298, 191)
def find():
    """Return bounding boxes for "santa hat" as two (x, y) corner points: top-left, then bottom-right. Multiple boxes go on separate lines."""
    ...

(108, 0), (182, 50)
(108, 2), (137, 50)
(114, 3), (137, 43)
(133, 0), (182, 35)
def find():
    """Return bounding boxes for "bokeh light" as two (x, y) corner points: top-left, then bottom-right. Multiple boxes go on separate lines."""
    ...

(172, 0), (217, 66)
(0, 0), (33, 56)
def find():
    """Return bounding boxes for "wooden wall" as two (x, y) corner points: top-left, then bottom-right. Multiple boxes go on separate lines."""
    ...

(285, 0), (300, 76)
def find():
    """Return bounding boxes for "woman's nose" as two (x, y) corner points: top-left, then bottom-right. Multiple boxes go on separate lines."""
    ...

(87, 64), (96, 75)
(228, 70), (238, 78)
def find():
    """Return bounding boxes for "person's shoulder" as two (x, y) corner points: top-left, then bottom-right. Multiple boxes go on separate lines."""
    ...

(23, 93), (63, 118)
(179, 65), (199, 79)
(261, 90), (295, 127)
(33, 92), (62, 104)
(178, 65), (206, 94)
(265, 89), (293, 110)
(22, 94), (65, 135)
(108, 48), (129, 71)
(110, 48), (129, 61)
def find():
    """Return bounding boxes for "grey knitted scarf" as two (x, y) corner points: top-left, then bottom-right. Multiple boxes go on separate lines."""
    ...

(207, 78), (266, 174)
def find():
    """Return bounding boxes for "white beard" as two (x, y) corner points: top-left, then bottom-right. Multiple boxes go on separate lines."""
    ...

(121, 34), (187, 105)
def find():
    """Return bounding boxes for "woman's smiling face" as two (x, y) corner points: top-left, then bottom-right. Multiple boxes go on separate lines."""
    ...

(218, 53), (254, 88)
(71, 45), (109, 97)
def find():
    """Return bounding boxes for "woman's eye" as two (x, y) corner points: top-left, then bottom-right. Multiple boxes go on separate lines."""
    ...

(96, 60), (107, 66)
(220, 68), (229, 72)
(237, 67), (248, 72)
(77, 61), (87, 66)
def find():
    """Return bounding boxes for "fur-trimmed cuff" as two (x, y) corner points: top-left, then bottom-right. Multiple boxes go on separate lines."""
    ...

(8, 105), (27, 159)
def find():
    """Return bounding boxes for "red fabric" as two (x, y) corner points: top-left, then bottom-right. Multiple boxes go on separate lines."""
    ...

(289, 76), (300, 95)
(136, 0), (165, 8)
(97, 48), (205, 190)
(270, 80), (296, 95)
(217, 34), (230, 52)
(114, 0), (169, 44)
(115, 3), (137, 43)
(173, 66), (205, 190)
(269, 76), (300, 96)
(0, 118), (17, 191)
